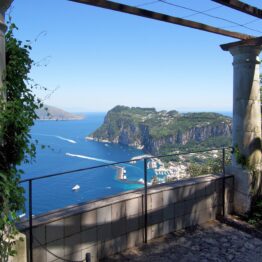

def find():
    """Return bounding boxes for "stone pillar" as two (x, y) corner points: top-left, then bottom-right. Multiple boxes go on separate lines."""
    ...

(227, 45), (262, 215)
(0, 0), (12, 100)
(230, 45), (262, 168)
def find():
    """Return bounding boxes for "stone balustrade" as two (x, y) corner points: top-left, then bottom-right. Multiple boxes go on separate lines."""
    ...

(18, 173), (233, 262)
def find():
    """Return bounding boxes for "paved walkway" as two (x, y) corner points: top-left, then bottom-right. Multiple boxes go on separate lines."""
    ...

(102, 220), (262, 262)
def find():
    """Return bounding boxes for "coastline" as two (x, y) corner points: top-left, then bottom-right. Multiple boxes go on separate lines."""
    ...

(86, 136), (145, 151)
(85, 137), (223, 186)
(85, 136), (110, 143)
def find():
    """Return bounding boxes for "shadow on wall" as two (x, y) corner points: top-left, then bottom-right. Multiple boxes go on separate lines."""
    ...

(20, 175), (233, 262)
(236, 136), (262, 198)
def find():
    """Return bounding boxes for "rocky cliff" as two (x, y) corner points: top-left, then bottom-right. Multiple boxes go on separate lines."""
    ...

(89, 106), (232, 155)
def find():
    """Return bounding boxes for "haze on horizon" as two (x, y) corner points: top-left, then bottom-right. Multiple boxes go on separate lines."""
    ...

(11, 0), (262, 113)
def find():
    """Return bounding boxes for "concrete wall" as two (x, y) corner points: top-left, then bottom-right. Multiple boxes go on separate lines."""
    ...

(19, 174), (233, 262)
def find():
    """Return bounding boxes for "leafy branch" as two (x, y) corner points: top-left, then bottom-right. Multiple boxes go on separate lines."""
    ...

(0, 21), (43, 260)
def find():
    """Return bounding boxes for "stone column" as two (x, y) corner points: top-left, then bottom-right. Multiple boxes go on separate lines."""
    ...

(227, 45), (262, 215)
(230, 45), (262, 168)
(0, 0), (12, 101)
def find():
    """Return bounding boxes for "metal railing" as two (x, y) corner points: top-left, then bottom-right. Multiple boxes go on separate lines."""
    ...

(19, 147), (231, 262)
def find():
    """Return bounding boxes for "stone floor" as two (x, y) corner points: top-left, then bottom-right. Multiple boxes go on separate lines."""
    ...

(101, 220), (262, 262)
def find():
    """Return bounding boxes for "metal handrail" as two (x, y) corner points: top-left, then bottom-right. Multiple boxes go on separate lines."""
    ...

(20, 147), (231, 183)
(19, 146), (232, 262)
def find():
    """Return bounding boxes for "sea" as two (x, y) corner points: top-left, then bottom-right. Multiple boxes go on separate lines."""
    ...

(20, 113), (149, 216)
(20, 111), (232, 216)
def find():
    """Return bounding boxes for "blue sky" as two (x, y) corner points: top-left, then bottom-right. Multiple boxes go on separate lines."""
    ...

(10, 0), (262, 112)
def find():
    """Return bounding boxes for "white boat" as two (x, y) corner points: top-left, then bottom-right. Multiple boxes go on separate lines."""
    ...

(72, 184), (80, 191)
(19, 213), (26, 219)
(138, 178), (144, 184)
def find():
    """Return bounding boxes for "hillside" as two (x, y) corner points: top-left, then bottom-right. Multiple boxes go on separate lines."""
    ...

(88, 106), (232, 155)
(36, 105), (84, 121)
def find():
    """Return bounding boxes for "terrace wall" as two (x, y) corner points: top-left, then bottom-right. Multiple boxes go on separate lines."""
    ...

(20, 174), (234, 262)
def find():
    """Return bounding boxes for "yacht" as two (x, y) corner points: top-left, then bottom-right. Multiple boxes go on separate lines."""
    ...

(72, 184), (80, 191)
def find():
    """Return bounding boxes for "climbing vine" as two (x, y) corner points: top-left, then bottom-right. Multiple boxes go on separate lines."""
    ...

(0, 22), (43, 260)
(233, 145), (249, 168)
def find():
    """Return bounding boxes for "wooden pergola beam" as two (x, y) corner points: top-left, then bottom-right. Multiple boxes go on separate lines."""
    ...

(212, 0), (262, 19)
(221, 36), (262, 51)
(69, 0), (253, 40)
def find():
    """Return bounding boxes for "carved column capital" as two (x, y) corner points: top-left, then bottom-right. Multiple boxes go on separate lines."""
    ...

(229, 45), (261, 66)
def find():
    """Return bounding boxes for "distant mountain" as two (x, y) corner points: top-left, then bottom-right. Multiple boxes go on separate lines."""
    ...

(89, 105), (232, 155)
(36, 105), (84, 121)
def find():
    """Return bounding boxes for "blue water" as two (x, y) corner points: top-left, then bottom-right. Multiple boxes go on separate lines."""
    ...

(20, 111), (232, 216)
(20, 113), (149, 216)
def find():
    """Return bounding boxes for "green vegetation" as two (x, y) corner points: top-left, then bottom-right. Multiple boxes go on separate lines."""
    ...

(91, 105), (232, 155)
(159, 148), (232, 179)
(0, 22), (42, 260)
(187, 150), (231, 177)
(160, 136), (231, 155)
(188, 161), (220, 177)
(147, 112), (228, 139)
(92, 106), (233, 181)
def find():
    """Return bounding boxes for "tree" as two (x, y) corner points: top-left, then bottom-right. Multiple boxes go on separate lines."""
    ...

(0, 22), (42, 261)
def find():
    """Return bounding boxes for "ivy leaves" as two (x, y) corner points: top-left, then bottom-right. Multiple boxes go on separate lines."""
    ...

(0, 22), (43, 260)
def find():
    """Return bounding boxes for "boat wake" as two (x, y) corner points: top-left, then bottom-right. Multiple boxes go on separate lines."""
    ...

(66, 153), (115, 164)
(31, 133), (77, 144)
(66, 153), (142, 175)
(56, 136), (77, 144)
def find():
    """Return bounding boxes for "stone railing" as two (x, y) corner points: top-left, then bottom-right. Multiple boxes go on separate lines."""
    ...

(19, 174), (233, 262)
